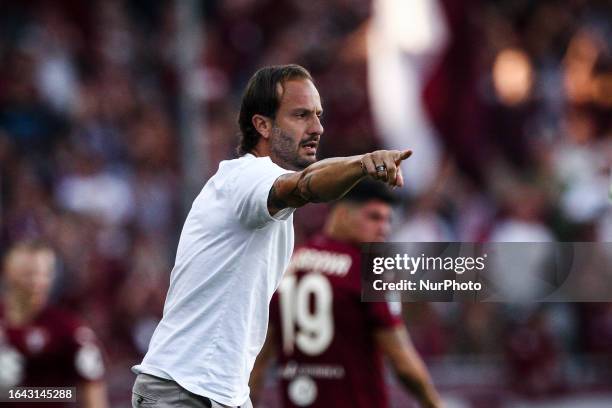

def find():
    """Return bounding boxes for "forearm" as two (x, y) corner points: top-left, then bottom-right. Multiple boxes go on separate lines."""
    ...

(396, 368), (441, 408)
(394, 348), (442, 408)
(248, 365), (266, 405)
(81, 382), (109, 408)
(296, 155), (365, 203)
(376, 327), (442, 408)
(268, 149), (411, 215)
(249, 354), (273, 404)
(249, 326), (277, 405)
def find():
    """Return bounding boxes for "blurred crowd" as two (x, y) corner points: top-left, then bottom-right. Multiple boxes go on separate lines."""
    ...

(1, 0), (611, 405)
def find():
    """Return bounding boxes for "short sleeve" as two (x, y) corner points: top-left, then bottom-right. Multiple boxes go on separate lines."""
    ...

(231, 156), (296, 229)
(70, 325), (106, 382)
(365, 301), (403, 331)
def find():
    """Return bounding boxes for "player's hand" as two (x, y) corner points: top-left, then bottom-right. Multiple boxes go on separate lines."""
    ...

(360, 149), (412, 187)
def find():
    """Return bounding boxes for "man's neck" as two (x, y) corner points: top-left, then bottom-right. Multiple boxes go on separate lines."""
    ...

(250, 147), (298, 171)
(250, 143), (269, 158)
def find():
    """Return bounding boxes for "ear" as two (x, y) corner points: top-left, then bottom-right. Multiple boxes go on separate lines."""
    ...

(252, 114), (273, 140)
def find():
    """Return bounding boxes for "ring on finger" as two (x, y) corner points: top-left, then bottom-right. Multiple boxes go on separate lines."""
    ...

(375, 164), (387, 173)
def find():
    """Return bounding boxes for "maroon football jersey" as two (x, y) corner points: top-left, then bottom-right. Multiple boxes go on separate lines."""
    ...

(0, 305), (105, 408)
(269, 235), (402, 408)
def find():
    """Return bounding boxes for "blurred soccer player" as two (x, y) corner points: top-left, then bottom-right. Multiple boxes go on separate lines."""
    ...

(250, 180), (442, 408)
(132, 64), (414, 408)
(0, 241), (108, 408)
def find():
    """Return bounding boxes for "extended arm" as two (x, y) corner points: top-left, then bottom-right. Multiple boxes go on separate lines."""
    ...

(375, 326), (443, 408)
(268, 149), (412, 215)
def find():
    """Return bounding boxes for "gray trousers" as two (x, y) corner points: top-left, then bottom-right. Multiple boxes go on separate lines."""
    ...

(132, 373), (253, 408)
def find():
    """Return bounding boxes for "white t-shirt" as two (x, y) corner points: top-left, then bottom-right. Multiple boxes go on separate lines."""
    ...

(132, 154), (295, 406)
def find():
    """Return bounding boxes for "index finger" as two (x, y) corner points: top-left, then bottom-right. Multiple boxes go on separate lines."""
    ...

(396, 149), (412, 163)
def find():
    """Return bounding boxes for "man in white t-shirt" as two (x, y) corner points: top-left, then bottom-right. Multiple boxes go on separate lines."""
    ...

(131, 64), (413, 408)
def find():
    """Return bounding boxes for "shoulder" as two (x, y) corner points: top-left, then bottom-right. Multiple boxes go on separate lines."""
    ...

(240, 154), (291, 176)
(223, 154), (286, 172)
(213, 154), (289, 189)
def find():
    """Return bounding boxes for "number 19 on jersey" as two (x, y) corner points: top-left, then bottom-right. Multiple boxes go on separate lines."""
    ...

(278, 274), (334, 356)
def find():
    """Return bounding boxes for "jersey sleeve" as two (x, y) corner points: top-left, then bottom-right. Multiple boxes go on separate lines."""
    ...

(231, 157), (296, 229)
(69, 325), (106, 382)
(364, 301), (404, 331)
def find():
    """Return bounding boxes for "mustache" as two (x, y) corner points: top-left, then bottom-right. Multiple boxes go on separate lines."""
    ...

(300, 136), (320, 145)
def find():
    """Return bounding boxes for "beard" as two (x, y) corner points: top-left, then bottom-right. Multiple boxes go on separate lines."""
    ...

(270, 125), (317, 170)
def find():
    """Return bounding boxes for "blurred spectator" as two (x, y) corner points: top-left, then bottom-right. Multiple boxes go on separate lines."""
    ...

(505, 308), (563, 397)
(0, 240), (108, 408)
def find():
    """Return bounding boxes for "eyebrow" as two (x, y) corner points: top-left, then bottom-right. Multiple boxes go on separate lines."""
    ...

(291, 108), (323, 115)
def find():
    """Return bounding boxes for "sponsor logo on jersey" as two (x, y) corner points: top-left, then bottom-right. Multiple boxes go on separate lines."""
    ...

(280, 361), (345, 380)
(288, 375), (318, 407)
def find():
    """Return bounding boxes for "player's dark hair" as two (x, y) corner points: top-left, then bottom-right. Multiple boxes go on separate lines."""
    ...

(237, 64), (313, 156)
(340, 180), (398, 206)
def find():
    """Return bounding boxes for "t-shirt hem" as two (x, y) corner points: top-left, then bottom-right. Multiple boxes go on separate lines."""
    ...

(131, 365), (249, 406)
(271, 206), (297, 221)
(252, 179), (296, 227)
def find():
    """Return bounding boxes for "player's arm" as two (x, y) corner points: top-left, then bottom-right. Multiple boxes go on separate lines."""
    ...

(268, 149), (412, 215)
(80, 381), (109, 408)
(249, 324), (278, 406)
(69, 323), (108, 408)
(375, 326), (443, 408)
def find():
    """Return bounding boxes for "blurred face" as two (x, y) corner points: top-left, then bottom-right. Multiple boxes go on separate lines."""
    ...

(270, 79), (324, 170)
(4, 248), (55, 308)
(345, 200), (392, 243)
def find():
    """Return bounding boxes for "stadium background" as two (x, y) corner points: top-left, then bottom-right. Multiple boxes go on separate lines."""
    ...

(0, 0), (611, 406)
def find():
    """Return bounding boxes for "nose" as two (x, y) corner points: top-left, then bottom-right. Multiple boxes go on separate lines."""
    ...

(309, 115), (324, 136)
(31, 276), (51, 294)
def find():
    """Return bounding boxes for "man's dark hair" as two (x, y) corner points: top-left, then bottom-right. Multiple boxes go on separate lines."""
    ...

(237, 64), (313, 156)
(339, 180), (398, 206)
